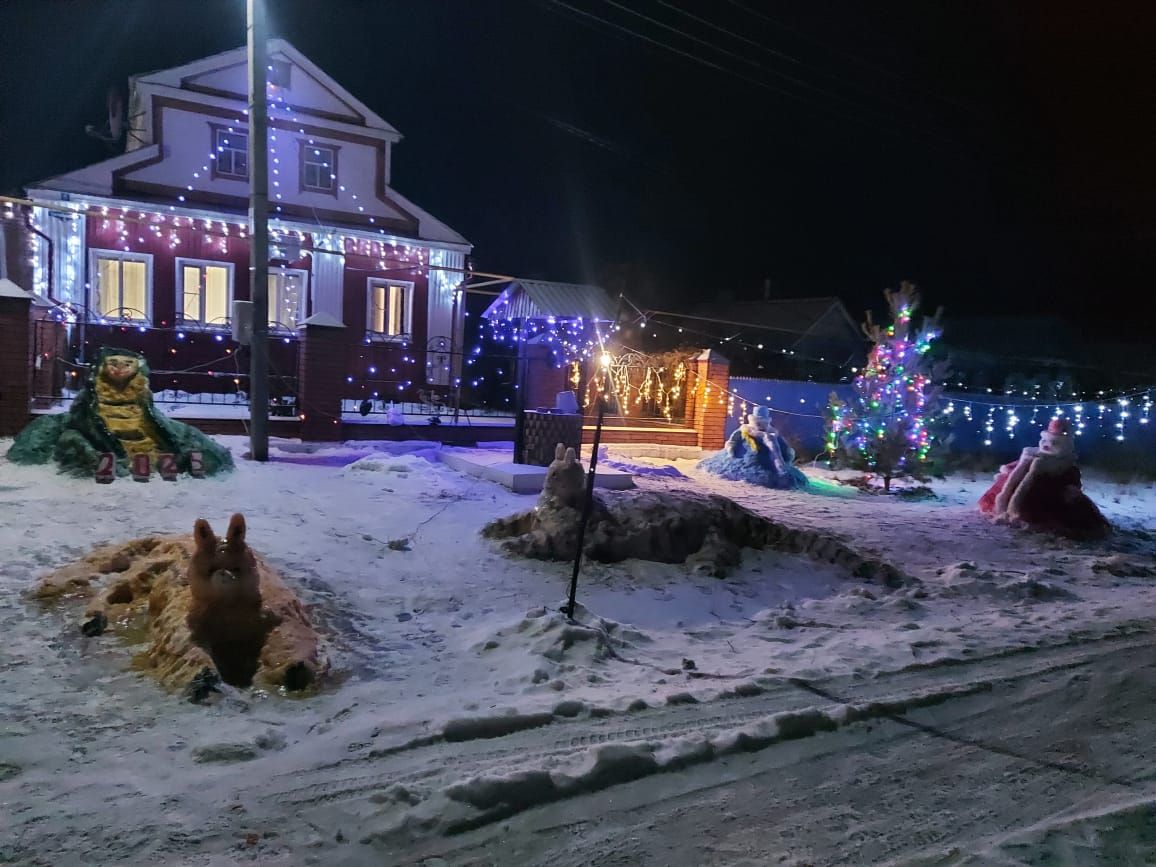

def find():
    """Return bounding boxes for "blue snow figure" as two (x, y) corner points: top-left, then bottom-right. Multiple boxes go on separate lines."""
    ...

(698, 406), (810, 490)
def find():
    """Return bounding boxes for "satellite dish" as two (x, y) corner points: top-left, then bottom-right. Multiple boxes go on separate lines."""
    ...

(107, 87), (125, 141)
(85, 86), (126, 147)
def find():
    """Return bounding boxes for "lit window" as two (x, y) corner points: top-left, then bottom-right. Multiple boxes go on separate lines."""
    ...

(213, 127), (248, 179)
(269, 268), (307, 329)
(90, 250), (151, 321)
(177, 259), (233, 326)
(300, 143), (337, 193)
(367, 279), (411, 338)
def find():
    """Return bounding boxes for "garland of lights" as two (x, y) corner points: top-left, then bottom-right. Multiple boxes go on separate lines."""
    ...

(946, 392), (1154, 444)
(8, 66), (467, 406)
(826, 284), (943, 477)
(9, 192), (1156, 439)
(580, 352), (689, 421)
(480, 318), (615, 363)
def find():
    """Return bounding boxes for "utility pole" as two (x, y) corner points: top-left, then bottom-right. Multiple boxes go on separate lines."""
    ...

(247, 0), (270, 461)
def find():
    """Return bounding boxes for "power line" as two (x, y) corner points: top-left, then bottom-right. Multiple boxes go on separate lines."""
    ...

(594, 0), (762, 69)
(718, 0), (979, 117)
(649, 0), (963, 124)
(545, 0), (971, 156)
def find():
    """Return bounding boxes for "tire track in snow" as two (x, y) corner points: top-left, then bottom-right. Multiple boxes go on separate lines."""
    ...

(240, 631), (1156, 835)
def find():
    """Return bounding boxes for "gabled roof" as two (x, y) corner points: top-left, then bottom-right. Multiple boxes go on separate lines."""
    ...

(134, 39), (401, 137)
(669, 295), (866, 364)
(26, 146), (162, 197)
(25, 39), (470, 249)
(482, 280), (618, 322)
(690, 296), (861, 339)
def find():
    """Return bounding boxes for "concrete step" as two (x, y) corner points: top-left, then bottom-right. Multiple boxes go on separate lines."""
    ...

(441, 449), (635, 494)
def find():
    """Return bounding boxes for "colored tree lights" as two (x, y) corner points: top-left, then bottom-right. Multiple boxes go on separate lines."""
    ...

(827, 282), (945, 491)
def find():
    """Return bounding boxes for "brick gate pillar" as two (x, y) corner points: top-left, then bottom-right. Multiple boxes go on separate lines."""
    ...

(296, 316), (346, 442)
(522, 342), (569, 412)
(0, 280), (34, 437)
(692, 348), (729, 452)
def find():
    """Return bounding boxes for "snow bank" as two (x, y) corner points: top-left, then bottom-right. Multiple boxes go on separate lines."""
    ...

(2, 431), (1155, 863)
(376, 678), (991, 840)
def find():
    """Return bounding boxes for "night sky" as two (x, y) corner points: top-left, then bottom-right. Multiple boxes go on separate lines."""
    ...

(2, 0), (1153, 340)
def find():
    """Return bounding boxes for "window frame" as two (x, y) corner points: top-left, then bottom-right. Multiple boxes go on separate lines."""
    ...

(298, 140), (340, 196)
(365, 278), (414, 343)
(175, 257), (235, 328)
(88, 248), (153, 323)
(268, 266), (310, 333)
(210, 123), (249, 181)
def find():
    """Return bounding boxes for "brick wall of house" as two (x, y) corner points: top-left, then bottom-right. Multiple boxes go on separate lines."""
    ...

(0, 295), (33, 437)
(296, 323), (347, 441)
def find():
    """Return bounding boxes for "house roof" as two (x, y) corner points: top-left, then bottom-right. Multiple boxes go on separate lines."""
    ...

(664, 295), (866, 364)
(25, 39), (470, 249)
(688, 296), (862, 339)
(482, 280), (618, 322)
(133, 39), (402, 137)
(0, 278), (31, 299)
(0, 277), (51, 306)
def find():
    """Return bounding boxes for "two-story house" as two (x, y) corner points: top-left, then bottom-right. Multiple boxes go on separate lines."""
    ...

(21, 39), (470, 414)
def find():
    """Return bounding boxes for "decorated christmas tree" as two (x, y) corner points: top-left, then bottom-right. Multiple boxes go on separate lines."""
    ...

(827, 282), (944, 492)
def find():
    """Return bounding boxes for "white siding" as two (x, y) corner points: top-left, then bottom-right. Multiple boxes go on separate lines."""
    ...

(43, 210), (86, 305)
(425, 248), (464, 386)
(123, 106), (411, 224)
(310, 236), (345, 324)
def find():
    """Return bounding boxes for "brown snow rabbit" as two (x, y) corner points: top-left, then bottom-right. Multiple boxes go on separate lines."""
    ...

(186, 514), (277, 688)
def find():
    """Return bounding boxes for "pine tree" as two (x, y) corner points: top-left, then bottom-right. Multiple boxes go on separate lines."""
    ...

(828, 282), (944, 492)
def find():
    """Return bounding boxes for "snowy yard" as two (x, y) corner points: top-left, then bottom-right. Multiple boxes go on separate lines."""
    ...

(1, 436), (1155, 864)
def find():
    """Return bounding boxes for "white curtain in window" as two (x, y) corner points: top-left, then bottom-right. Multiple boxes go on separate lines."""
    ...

(370, 283), (387, 333)
(96, 258), (119, 317)
(181, 264), (201, 321)
(269, 271), (304, 327)
(387, 284), (405, 335)
(204, 266), (229, 323)
(121, 261), (147, 317)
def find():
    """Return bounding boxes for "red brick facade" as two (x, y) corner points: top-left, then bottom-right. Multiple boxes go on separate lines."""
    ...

(577, 350), (731, 451)
(296, 322), (348, 441)
(0, 294), (33, 437)
(582, 426), (698, 447)
(2, 326), (732, 452)
(691, 349), (730, 451)
(522, 343), (571, 412)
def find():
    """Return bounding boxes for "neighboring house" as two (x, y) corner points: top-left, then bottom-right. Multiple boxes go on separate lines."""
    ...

(20, 39), (470, 401)
(669, 296), (866, 375)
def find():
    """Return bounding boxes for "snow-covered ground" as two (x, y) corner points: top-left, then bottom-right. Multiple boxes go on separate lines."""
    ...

(0, 435), (1154, 864)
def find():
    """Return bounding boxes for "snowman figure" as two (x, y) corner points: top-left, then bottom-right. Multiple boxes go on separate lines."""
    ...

(699, 406), (809, 489)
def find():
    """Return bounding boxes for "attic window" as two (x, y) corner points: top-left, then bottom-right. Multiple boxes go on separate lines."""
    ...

(299, 142), (338, 195)
(210, 125), (248, 180)
(268, 59), (292, 89)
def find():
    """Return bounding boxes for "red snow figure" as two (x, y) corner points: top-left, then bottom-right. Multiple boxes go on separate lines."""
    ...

(978, 419), (1110, 539)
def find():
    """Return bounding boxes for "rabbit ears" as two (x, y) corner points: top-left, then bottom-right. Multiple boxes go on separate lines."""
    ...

(553, 443), (578, 466)
(193, 513), (247, 553)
